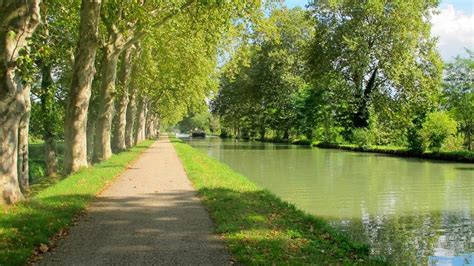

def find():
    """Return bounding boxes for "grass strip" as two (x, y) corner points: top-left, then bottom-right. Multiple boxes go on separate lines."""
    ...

(0, 140), (154, 265)
(172, 138), (375, 264)
(315, 143), (474, 163)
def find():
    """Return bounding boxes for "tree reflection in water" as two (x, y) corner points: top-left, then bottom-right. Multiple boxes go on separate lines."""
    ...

(332, 211), (473, 264)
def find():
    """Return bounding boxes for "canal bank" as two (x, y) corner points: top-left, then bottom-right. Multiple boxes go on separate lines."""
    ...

(314, 143), (474, 163)
(179, 136), (474, 264)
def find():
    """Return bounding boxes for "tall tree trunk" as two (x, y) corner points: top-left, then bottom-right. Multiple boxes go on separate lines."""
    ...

(146, 112), (155, 139)
(93, 46), (119, 163)
(259, 128), (265, 140)
(125, 83), (137, 148)
(135, 97), (147, 144)
(63, 0), (101, 174)
(353, 68), (378, 128)
(86, 111), (96, 163)
(0, 1), (40, 205)
(112, 47), (133, 152)
(18, 86), (31, 193)
(40, 63), (58, 176)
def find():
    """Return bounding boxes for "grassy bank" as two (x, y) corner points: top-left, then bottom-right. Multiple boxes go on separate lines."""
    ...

(0, 140), (154, 265)
(315, 143), (474, 163)
(172, 139), (373, 264)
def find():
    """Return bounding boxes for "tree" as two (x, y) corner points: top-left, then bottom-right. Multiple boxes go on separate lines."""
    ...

(0, 1), (41, 205)
(213, 8), (313, 140)
(63, 0), (102, 174)
(443, 50), (474, 150)
(307, 0), (443, 129)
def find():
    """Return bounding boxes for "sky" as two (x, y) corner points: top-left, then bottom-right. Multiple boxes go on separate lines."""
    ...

(284, 0), (474, 61)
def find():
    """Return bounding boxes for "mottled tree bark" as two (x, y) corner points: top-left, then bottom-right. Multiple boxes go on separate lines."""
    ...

(125, 82), (137, 148)
(63, 0), (101, 174)
(0, 1), (40, 205)
(112, 47), (133, 152)
(135, 97), (147, 144)
(93, 45), (119, 163)
(86, 105), (97, 163)
(145, 112), (155, 139)
(18, 85), (31, 193)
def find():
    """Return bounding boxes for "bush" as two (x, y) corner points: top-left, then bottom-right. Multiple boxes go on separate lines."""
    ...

(315, 126), (344, 143)
(352, 128), (374, 149)
(442, 135), (464, 151)
(420, 112), (458, 152)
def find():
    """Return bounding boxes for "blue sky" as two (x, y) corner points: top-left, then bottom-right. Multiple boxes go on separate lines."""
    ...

(284, 0), (474, 60)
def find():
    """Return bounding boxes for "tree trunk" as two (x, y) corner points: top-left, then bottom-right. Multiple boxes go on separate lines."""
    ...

(283, 128), (289, 140)
(86, 113), (96, 163)
(0, 1), (40, 205)
(146, 112), (155, 139)
(259, 128), (265, 140)
(125, 83), (137, 148)
(18, 86), (31, 193)
(44, 137), (57, 176)
(93, 46), (119, 163)
(135, 97), (147, 144)
(112, 47), (133, 152)
(353, 68), (378, 128)
(40, 62), (58, 176)
(63, 0), (101, 174)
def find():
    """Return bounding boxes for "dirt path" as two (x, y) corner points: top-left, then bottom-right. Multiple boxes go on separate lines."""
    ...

(40, 137), (230, 265)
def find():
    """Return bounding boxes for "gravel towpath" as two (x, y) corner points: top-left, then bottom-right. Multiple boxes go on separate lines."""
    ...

(40, 137), (230, 265)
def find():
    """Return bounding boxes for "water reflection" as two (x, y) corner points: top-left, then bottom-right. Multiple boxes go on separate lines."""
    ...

(182, 137), (474, 264)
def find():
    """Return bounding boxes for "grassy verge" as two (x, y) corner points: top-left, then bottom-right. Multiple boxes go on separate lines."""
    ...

(171, 138), (374, 264)
(0, 140), (154, 265)
(315, 143), (474, 163)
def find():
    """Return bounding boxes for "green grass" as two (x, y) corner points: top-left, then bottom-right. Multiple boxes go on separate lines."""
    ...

(172, 138), (375, 265)
(27, 142), (66, 196)
(0, 140), (154, 265)
(314, 143), (474, 163)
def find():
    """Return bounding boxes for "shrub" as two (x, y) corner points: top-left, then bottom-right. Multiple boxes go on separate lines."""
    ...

(442, 135), (464, 151)
(420, 112), (458, 152)
(352, 128), (374, 149)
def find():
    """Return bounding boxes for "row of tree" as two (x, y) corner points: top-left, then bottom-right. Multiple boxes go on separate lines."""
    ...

(0, 0), (261, 205)
(212, 2), (473, 152)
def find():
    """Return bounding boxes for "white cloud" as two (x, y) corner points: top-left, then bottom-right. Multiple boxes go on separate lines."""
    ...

(431, 4), (474, 61)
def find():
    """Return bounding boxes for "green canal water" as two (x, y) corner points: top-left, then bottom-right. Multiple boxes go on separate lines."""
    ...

(181, 136), (474, 264)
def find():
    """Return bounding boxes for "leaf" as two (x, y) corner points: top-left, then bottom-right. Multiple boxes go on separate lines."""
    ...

(39, 243), (49, 253)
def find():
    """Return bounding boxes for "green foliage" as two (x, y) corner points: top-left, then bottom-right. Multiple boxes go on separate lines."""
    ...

(443, 50), (474, 150)
(420, 112), (458, 152)
(213, 8), (314, 139)
(0, 140), (154, 265)
(407, 125), (424, 153)
(178, 112), (212, 133)
(352, 128), (374, 149)
(442, 135), (464, 152)
(307, 0), (442, 129)
(172, 139), (373, 264)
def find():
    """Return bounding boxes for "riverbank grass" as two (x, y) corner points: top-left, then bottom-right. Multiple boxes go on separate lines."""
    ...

(0, 140), (154, 265)
(172, 139), (372, 264)
(314, 142), (474, 163)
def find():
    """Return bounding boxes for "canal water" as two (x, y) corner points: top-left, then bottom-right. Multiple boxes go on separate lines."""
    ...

(180, 136), (474, 264)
